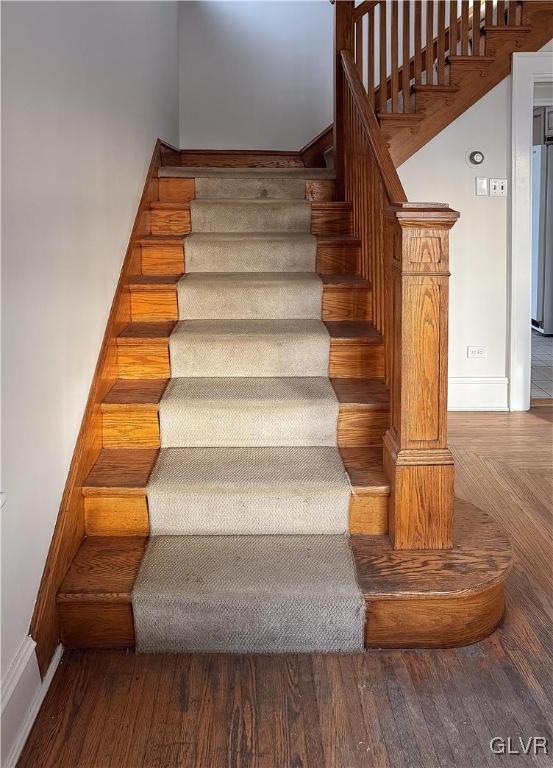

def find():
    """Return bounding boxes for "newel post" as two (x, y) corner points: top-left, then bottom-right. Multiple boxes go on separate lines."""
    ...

(333, 0), (354, 200)
(383, 203), (460, 550)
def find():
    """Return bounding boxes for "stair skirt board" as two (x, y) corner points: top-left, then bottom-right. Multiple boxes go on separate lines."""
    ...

(189, 199), (312, 233)
(184, 233), (317, 273)
(158, 378), (340, 448)
(132, 534), (365, 653)
(147, 446), (351, 536)
(177, 273), (323, 320)
(168, 319), (331, 378)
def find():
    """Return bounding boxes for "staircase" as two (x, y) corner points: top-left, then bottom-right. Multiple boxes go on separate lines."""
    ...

(28, 0), (552, 672)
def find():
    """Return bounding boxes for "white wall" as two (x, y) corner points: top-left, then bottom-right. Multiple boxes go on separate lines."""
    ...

(178, 0), (333, 150)
(398, 81), (511, 410)
(1, 2), (178, 763)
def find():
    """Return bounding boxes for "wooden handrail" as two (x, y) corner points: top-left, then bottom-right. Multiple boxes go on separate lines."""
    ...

(340, 51), (406, 204)
(335, 1), (460, 551)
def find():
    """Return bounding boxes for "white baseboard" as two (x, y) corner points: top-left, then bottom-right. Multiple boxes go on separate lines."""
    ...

(448, 376), (509, 411)
(1, 637), (63, 768)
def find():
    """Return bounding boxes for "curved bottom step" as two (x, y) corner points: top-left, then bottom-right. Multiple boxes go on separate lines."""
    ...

(57, 499), (511, 650)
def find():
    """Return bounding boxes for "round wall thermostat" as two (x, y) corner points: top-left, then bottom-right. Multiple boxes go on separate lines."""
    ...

(466, 149), (485, 166)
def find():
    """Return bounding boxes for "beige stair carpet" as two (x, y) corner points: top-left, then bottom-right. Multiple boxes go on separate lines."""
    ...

(168, 319), (330, 378)
(195, 176), (306, 200)
(135, 169), (364, 653)
(177, 273), (322, 320)
(158, 377), (339, 448)
(190, 199), (311, 233)
(184, 232), (317, 273)
(132, 534), (364, 653)
(147, 446), (351, 535)
(158, 166), (335, 179)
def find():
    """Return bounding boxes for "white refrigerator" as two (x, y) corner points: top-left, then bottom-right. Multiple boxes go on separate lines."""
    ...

(532, 144), (553, 335)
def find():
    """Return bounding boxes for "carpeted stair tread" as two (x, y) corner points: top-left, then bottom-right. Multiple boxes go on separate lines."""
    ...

(184, 232), (317, 273)
(190, 199), (311, 233)
(82, 446), (389, 499)
(132, 534), (364, 653)
(159, 166), (335, 179)
(168, 319), (330, 377)
(158, 377), (339, 448)
(194, 176), (306, 200)
(146, 446), (351, 535)
(177, 273), (322, 320)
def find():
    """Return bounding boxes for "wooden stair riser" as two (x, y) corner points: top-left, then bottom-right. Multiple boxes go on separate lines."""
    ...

(84, 496), (149, 537)
(140, 239), (361, 276)
(116, 338), (385, 380)
(158, 177), (336, 203)
(101, 403), (389, 450)
(129, 283), (373, 323)
(83, 492), (389, 538)
(149, 202), (353, 237)
(484, 27), (532, 58)
(413, 90), (458, 112)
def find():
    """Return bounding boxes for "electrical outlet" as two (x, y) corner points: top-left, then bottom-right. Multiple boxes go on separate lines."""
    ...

(490, 178), (508, 197)
(467, 346), (487, 359)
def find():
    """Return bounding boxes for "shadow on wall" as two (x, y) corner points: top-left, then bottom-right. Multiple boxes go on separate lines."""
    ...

(178, 0), (334, 150)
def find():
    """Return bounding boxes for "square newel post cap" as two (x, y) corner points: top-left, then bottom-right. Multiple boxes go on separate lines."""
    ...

(385, 202), (460, 230)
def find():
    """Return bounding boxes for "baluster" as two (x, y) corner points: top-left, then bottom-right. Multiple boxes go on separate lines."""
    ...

(450, 0), (458, 58)
(402, 1), (411, 112)
(368, 7), (375, 107)
(391, 1), (399, 112)
(485, 0), (494, 27)
(414, 2), (422, 85)
(380, 1), (388, 113)
(356, 18), (363, 77)
(426, 0), (434, 85)
(473, 1), (481, 56)
(334, 0), (354, 201)
(437, 1), (446, 83)
(461, 1), (469, 55)
(497, 1), (506, 25)
(507, 0), (514, 25)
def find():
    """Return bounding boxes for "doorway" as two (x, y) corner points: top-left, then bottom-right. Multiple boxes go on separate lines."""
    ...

(510, 52), (553, 409)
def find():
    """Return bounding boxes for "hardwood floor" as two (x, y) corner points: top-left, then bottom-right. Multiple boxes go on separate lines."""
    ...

(18, 409), (553, 768)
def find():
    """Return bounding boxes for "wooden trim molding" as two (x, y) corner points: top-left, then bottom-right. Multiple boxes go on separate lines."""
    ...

(29, 138), (176, 676)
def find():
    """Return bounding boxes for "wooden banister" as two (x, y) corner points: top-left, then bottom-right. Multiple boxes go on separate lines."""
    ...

(340, 52), (406, 204)
(337, 47), (459, 551)
(352, 0), (524, 116)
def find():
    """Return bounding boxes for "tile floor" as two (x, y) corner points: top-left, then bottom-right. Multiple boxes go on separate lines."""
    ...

(531, 330), (553, 399)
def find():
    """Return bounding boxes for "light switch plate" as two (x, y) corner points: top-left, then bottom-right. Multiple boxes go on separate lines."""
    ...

(476, 177), (489, 196)
(490, 178), (508, 197)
